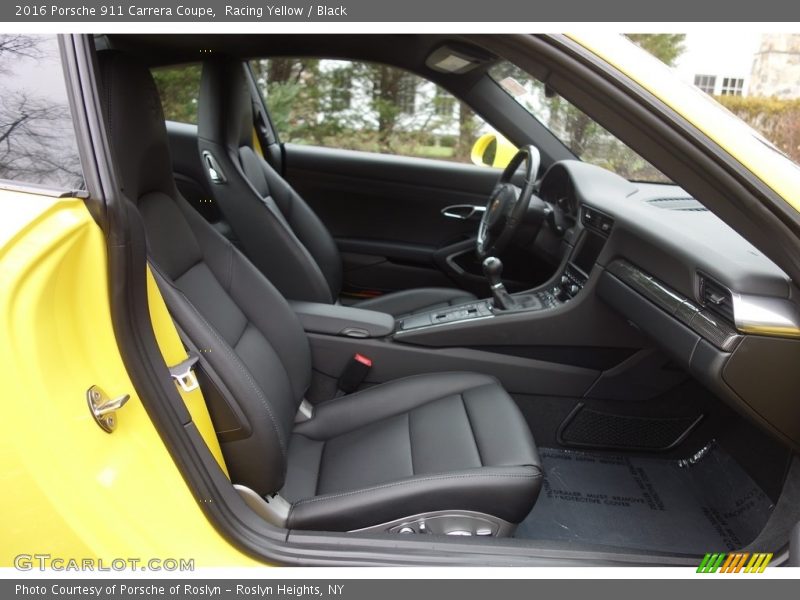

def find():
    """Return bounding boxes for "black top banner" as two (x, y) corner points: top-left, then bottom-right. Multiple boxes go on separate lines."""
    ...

(4, 0), (800, 22)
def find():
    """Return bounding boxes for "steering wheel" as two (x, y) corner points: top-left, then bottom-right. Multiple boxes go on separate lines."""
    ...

(476, 145), (541, 259)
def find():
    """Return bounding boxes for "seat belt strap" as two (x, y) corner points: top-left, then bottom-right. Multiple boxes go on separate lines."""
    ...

(145, 265), (229, 475)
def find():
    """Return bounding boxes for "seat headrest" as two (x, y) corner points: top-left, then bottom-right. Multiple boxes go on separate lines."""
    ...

(97, 51), (176, 202)
(198, 57), (253, 150)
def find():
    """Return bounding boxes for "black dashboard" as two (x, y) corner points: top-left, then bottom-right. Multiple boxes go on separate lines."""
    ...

(539, 160), (793, 299)
(395, 158), (800, 450)
(538, 160), (800, 449)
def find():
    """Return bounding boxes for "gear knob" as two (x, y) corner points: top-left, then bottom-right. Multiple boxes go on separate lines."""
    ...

(482, 256), (515, 311)
(482, 256), (503, 284)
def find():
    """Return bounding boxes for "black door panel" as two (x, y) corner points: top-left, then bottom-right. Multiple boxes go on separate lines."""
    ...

(284, 144), (499, 246)
(283, 143), (503, 293)
(337, 239), (462, 297)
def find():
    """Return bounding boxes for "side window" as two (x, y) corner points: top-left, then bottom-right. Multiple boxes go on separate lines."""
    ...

(151, 64), (201, 124)
(250, 58), (489, 164)
(0, 34), (83, 190)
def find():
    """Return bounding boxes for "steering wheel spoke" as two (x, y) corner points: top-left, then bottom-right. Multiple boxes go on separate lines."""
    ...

(476, 145), (542, 259)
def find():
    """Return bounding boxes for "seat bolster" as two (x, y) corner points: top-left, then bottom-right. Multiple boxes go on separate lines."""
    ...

(281, 434), (325, 503)
(461, 383), (542, 469)
(286, 465), (542, 532)
(353, 287), (477, 318)
(199, 58), (343, 303)
(293, 372), (501, 440)
(151, 267), (290, 495)
(201, 140), (336, 305)
(258, 158), (344, 297)
(176, 195), (314, 405)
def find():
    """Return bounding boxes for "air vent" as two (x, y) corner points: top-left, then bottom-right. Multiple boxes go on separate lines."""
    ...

(699, 275), (735, 323)
(646, 197), (708, 212)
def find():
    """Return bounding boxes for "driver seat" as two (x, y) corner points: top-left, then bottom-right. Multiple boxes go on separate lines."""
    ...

(196, 58), (476, 318)
(97, 50), (542, 534)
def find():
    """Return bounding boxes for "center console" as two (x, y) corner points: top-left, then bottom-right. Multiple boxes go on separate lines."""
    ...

(294, 205), (624, 405)
(398, 205), (613, 333)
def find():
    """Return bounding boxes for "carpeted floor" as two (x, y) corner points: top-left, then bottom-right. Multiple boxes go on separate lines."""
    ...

(516, 446), (774, 554)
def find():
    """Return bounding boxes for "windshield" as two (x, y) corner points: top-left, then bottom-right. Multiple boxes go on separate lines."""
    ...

(489, 62), (671, 183)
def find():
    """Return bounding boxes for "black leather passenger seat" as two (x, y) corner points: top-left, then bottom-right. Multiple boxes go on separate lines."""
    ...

(197, 58), (477, 317)
(284, 372), (540, 531)
(97, 51), (542, 535)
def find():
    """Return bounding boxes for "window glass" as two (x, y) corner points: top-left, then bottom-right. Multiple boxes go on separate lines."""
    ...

(0, 34), (83, 190)
(250, 58), (490, 164)
(152, 63), (202, 124)
(489, 62), (671, 183)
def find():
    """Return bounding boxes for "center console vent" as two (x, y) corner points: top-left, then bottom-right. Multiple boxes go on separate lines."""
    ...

(699, 274), (735, 323)
(581, 206), (614, 235)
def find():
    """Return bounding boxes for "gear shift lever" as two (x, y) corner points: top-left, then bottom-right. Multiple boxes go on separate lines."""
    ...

(482, 256), (516, 311)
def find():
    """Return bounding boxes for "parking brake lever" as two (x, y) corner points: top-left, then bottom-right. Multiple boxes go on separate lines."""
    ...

(482, 256), (516, 311)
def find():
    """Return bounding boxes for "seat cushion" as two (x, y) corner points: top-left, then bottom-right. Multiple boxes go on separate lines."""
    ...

(282, 372), (542, 532)
(352, 287), (477, 318)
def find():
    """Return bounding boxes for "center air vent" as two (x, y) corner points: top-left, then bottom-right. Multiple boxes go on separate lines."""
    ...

(646, 197), (708, 212)
(699, 275), (735, 323)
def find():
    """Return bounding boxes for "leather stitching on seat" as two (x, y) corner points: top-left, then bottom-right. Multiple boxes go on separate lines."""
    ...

(313, 373), (492, 411)
(190, 308), (288, 456)
(313, 439), (325, 497)
(151, 263), (288, 460)
(289, 468), (542, 508)
(230, 319), (251, 352)
(300, 377), (504, 446)
(459, 393), (484, 468)
(406, 412), (415, 476)
(224, 255), (306, 402)
(225, 239), (234, 290)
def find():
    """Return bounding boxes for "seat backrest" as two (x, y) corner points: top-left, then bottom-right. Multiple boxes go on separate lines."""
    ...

(98, 50), (311, 496)
(197, 58), (343, 305)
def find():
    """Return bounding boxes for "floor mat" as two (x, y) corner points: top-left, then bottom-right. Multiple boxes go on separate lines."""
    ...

(516, 446), (775, 554)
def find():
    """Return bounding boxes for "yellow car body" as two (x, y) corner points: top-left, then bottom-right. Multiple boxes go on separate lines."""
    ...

(0, 192), (253, 567)
(1, 33), (799, 568)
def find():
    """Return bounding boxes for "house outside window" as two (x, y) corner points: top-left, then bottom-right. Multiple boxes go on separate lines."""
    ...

(396, 74), (417, 114)
(434, 89), (455, 117)
(329, 68), (352, 111)
(720, 77), (745, 96)
(693, 74), (717, 94)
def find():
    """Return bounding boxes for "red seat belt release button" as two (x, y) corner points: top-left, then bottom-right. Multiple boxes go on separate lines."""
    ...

(354, 353), (373, 367)
(338, 353), (373, 393)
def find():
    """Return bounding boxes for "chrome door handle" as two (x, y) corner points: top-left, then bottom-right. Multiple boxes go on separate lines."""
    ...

(441, 204), (486, 221)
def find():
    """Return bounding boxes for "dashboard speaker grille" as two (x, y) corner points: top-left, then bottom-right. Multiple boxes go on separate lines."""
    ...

(557, 404), (703, 451)
(646, 197), (708, 211)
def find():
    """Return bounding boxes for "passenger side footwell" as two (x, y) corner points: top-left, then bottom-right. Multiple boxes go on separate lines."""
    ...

(516, 447), (774, 554)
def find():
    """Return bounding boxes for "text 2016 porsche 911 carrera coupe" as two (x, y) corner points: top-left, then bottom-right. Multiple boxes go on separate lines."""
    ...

(1, 33), (800, 567)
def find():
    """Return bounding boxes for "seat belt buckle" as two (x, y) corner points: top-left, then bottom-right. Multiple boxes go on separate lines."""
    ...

(169, 352), (200, 393)
(338, 353), (372, 394)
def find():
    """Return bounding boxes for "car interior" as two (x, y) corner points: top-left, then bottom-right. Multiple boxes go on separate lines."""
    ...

(92, 33), (800, 561)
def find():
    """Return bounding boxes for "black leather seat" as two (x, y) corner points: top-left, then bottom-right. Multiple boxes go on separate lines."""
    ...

(196, 58), (477, 318)
(98, 51), (541, 534)
(284, 372), (541, 531)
